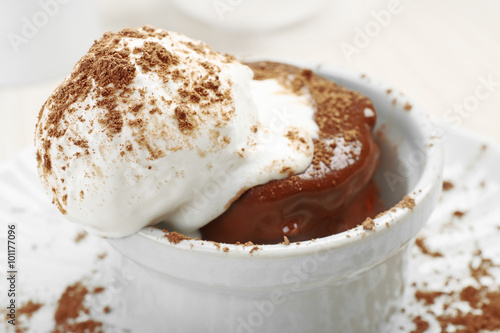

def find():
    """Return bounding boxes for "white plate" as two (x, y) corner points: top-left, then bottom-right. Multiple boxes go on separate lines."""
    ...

(0, 121), (499, 332)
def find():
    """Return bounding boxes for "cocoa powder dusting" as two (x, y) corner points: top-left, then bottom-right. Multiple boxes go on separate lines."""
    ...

(48, 38), (135, 136)
(36, 28), (139, 178)
(72, 138), (89, 149)
(135, 41), (179, 83)
(54, 282), (89, 331)
(41, 140), (52, 174)
(459, 286), (481, 308)
(469, 250), (496, 282)
(415, 290), (445, 305)
(436, 288), (500, 333)
(249, 246), (260, 254)
(37, 26), (209, 184)
(97, 97), (123, 136)
(18, 301), (43, 319)
(54, 283), (88, 321)
(174, 105), (196, 134)
(14, 301), (44, 333)
(211, 241), (221, 250)
(50, 282), (109, 333)
(58, 320), (103, 333)
(163, 230), (192, 244)
(362, 217), (375, 230)
(410, 316), (429, 333)
(415, 237), (443, 258)
(97, 252), (107, 260)
(93, 287), (105, 294)
(246, 61), (376, 191)
(442, 181), (454, 191)
(128, 32), (233, 142)
(411, 249), (500, 332)
(74, 230), (88, 243)
(90, 52), (136, 91)
(395, 195), (415, 210)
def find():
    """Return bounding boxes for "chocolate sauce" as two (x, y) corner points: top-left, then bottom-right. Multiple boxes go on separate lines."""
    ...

(200, 62), (384, 244)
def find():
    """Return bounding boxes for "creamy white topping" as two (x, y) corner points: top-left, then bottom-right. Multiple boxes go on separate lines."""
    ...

(35, 27), (319, 238)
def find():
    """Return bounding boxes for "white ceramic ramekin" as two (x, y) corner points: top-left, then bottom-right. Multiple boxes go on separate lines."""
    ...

(107, 60), (444, 333)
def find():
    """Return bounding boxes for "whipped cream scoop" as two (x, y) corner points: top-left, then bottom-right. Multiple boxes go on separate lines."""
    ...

(35, 26), (318, 237)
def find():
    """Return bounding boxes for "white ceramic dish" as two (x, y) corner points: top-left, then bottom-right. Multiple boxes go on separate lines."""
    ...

(106, 60), (444, 333)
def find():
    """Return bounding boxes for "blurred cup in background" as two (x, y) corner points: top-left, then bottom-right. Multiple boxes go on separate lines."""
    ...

(0, 0), (101, 87)
(170, 0), (327, 34)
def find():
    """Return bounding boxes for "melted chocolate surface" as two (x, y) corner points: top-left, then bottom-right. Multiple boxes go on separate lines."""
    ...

(200, 62), (384, 244)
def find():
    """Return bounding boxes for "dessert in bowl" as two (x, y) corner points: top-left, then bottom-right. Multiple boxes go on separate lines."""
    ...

(34, 26), (443, 332)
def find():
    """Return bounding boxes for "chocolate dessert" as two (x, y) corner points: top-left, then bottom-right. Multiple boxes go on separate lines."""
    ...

(201, 62), (385, 244)
(35, 26), (384, 245)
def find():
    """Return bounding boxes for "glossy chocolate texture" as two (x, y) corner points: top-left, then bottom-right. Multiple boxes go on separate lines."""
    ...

(200, 62), (384, 244)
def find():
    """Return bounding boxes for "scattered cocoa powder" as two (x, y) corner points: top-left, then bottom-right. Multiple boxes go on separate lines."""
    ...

(93, 287), (105, 294)
(53, 282), (102, 333)
(415, 237), (443, 258)
(249, 246), (260, 254)
(135, 41), (179, 82)
(97, 252), (107, 260)
(37, 30), (137, 141)
(436, 288), (500, 333)
(174, 105), (196, 134)
(74, 230), (88, 243)
(236, 241), (255, 248)
(453, 211), (466, 218)
(459, 286), (481, 308)
(411, 249), (500, 332)
(469, 251), (496, 282)
(410, 316), (429, 333)
(18, 301), (43, 319)
(280, 166), (294, 176)
(48, 281), (110, 332)
(415, 290), (445, 305)
(442, 181), (454, 191)
(55, 320), (103, 333)
(395, 195), (416, 210)
(163, 230), (192, 244)
(54, 283), (88, 324)
(362, 217), (375, 230)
